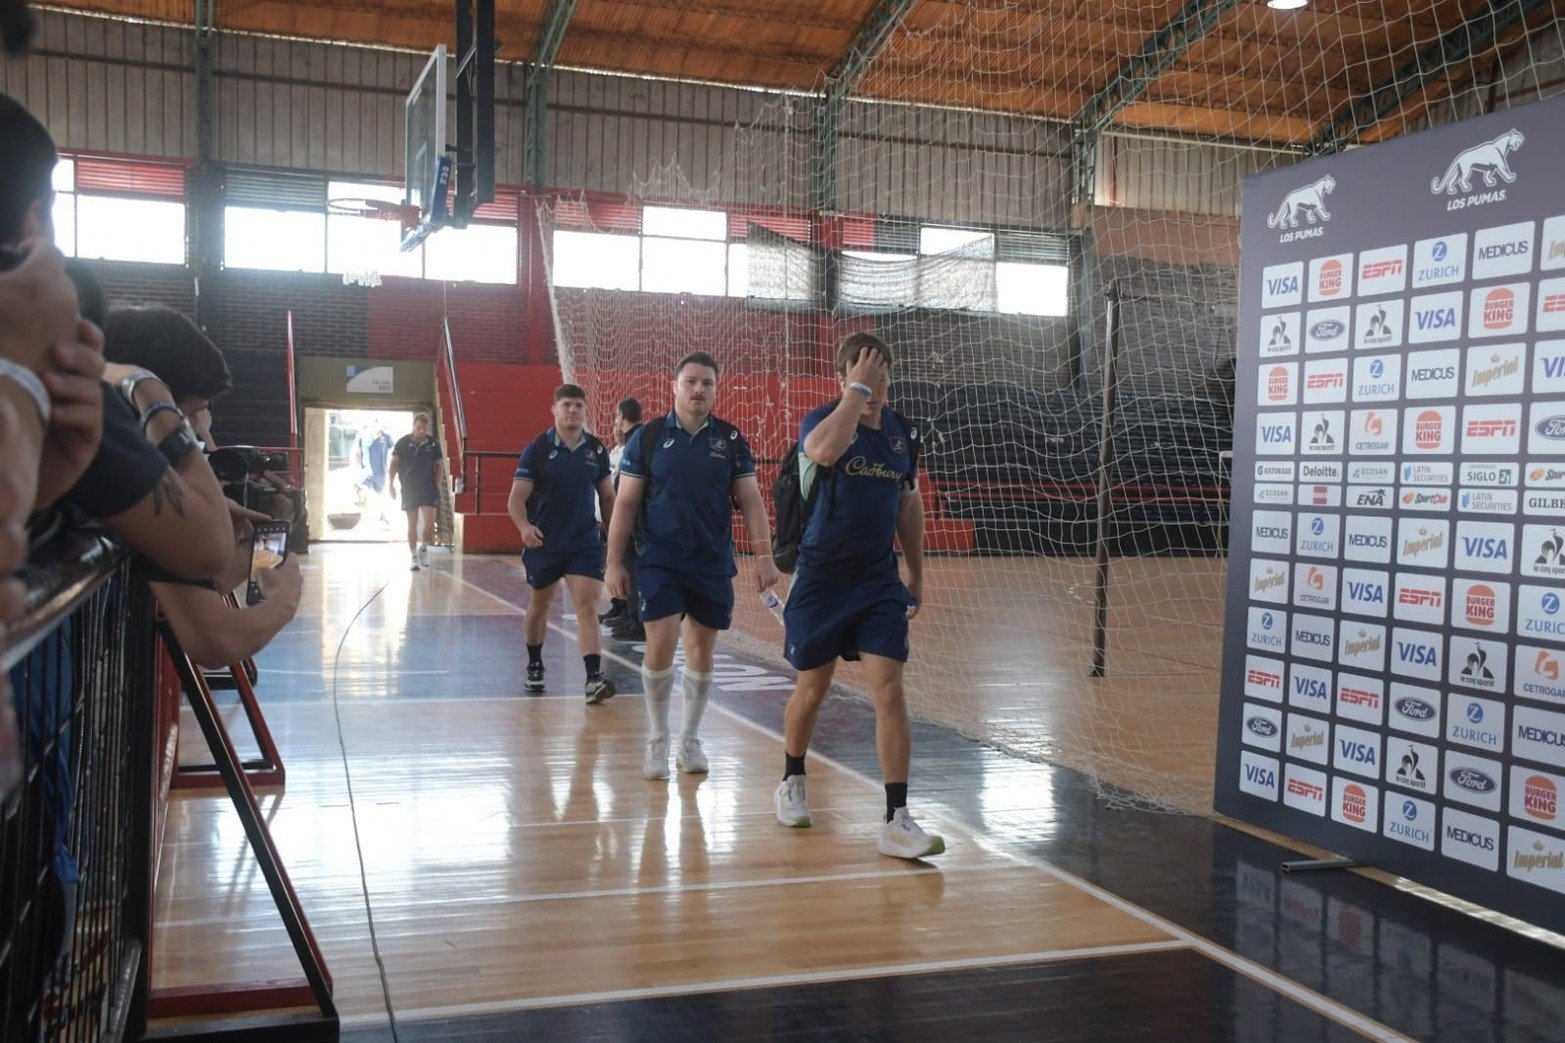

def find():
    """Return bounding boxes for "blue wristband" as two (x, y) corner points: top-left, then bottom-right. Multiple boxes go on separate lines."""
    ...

(848, 382), (873, 398)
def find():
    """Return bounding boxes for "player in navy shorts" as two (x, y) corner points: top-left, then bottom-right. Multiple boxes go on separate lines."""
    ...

(605, 351), (780, 780)
(773, 332), (944, 860)
(508, 384), (617, 704)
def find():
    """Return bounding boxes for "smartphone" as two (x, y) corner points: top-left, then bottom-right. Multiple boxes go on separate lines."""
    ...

(246, 520), (291, 606)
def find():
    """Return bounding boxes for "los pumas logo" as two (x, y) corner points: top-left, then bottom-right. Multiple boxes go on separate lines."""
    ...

(1431, 128), (1525, 197)
(1268, 175), (1336, 232)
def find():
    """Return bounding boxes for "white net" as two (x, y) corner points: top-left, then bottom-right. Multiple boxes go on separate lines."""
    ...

(533, 3), (1565, 813)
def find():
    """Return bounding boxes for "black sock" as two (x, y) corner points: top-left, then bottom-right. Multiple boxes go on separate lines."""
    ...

(527, 644), (543, 667)
(885, 782), (908, 823)
(584, 654), (602, 678)
(784, 753), (806, 780)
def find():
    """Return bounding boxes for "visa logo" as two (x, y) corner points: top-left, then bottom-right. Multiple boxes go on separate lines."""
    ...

(1398, 641), (1438, 665)
(1261, 424), (1294, 443)
(1293, 677), (1329, 700)
(1415, 308), (1457, 331)
(1267, 276), (1300, 297)
(1338, 740), (1379, 766)
(1545, 356), (1565, 380)
(1347, 582), (1384, 603)
(1462, 537), (1509, 559)
(1244, 763), (1277, 787)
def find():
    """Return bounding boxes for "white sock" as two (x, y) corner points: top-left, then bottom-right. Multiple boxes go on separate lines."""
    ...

(643, 665), (675, 741)
(680, 668), (713, 741)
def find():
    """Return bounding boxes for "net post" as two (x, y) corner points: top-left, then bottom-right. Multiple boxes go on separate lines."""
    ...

(1090, 280), (1122, 678)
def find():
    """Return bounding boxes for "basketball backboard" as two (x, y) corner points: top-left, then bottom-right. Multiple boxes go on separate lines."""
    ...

(402, 44), (451, 252)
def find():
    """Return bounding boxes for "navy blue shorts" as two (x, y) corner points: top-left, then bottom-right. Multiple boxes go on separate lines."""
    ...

(783, 572), (912, 672)
(523, 544), (605, 590)
(638, 564), (734, 630)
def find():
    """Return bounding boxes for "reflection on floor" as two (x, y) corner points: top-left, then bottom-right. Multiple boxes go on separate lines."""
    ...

(152, 545), (1565, 1041)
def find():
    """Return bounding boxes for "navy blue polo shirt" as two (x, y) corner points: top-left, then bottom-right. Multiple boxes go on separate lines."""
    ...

(620, 412), (756, 576)
(797, 404), (917, 584)
(515, 429), (612, 555)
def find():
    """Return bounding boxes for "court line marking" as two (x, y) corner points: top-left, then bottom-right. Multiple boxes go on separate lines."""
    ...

(432, 567), (1405, 1042)
(337, 938), (1192, 1028)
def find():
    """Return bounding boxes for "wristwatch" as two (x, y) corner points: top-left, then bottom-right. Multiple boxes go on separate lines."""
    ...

(118, 367), (165, 409)
(0, 358), (50, 425)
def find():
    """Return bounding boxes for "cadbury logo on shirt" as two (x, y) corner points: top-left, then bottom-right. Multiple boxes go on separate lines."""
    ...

(843, 457), (905, 481)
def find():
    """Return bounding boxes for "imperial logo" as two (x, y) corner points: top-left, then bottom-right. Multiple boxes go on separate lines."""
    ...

(1466, 585), (1498, 626)
(1415, 410), (1444, 449)
(1525, 775), (1558, 820)
(1483, 288), (1516, 329)
(1343, 630), (1381, 658)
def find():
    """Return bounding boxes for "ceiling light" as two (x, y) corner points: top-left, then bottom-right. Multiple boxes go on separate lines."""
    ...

(1266, 0), (1309, 9)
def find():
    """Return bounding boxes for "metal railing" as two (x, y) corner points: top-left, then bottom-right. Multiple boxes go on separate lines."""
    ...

(1, 531), (155, 1042)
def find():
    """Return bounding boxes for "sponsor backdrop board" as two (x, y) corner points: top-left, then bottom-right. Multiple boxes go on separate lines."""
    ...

(1217, 93), (1565, 934)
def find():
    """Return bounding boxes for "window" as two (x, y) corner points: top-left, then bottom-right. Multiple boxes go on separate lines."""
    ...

(997, 262), (1070, 316)
(920, 226), (995, 258)
(50, 155), (187, 264)
(425, 222), (517, 284)
(50, 159), (76, 256)
(224, 207), (326, 273)
(642, 237), (726, 296)
(642, 206), (725, 241)
(552, 231), (640, 291)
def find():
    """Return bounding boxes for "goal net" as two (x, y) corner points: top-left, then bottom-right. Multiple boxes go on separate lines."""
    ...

(536, 5), (1565, 813)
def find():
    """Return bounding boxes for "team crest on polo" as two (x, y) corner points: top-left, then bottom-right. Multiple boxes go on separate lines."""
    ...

(710, 437), (727, 451)
(891, 437), (907, 454)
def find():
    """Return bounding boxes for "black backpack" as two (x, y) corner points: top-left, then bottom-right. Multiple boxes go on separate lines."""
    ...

(523, 429), (603, 523)
(771, 406), (920, 574)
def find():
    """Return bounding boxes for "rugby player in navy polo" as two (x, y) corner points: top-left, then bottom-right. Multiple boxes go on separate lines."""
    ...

(773, 332), (943, 860)
(606, 351), (781, 780)
(509, 384), (618, 704)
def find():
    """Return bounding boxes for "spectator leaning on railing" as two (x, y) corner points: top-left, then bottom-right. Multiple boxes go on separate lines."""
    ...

(102, 304), (303, 666)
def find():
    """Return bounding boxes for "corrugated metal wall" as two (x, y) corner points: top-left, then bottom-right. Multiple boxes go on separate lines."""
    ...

(1094, 135), (1294, 218)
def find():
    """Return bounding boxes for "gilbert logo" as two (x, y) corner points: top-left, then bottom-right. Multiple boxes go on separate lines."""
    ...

(1268, 176), (1336, 231)
(1483, 288), (1516, 330)
(1431, 129), (1524, 194)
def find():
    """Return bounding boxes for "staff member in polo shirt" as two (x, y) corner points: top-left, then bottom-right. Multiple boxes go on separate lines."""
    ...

(509, 384), (617, 704)
(388, 412), (444, 570)
(606, 351), (780, 780)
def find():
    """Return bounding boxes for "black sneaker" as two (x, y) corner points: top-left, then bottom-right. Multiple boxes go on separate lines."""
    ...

(525, 662), (545, 693)
(599, 601), (627, 625)
(611, 619), (646, 641)
(584, 673), (617, 705)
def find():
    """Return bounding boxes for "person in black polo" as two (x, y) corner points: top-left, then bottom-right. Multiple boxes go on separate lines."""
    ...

(388, 412), (443, 570)
(606, 351), (780, 781)
(508, 383), (617, 704)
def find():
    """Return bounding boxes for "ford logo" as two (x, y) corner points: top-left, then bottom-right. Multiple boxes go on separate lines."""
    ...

(1450, 768), (1497, 793)
(1535, 417), (1565, 440)
(1246, 717), (1278, 737)
(1311, 320), (1345, 339)
(1396, 697), (1436, 720)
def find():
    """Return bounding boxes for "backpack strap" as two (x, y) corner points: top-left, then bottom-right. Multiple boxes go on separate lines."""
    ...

(637, 415), (667, 488)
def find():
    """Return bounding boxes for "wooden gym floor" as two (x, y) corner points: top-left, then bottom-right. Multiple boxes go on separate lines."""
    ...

(148, 545), (1565, 1040)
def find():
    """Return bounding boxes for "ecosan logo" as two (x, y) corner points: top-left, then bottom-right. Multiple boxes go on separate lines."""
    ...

(1355, 300), (1403, 350)
(1431, 127), (1525, 207)
(1413, 235), (1468, 288)
(1310, 254), (1352, 301)
(1254, 483), (1293, 505)
(1470, 284), (1531, 338)
(1466, 344), (1525, 396)
(1409, 290), (1464, 343)
(1260, 312), (1300, 356)
(1357, 245), (1408, 296)
(1267, 176), (1335, 241)
(1473, 220), (1536, 281)
(1348, 462), (1395, 484)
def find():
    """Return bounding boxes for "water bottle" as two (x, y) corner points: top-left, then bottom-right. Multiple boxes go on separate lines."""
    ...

(761, 589), (786, 625)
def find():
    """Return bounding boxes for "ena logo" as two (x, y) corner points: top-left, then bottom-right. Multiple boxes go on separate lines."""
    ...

(1261, 423), (1294, 443)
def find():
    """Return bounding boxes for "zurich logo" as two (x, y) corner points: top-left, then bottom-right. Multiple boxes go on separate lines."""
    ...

(1370, 360), (1385, 379)
(1466, 703), (1484, 724)
(1535, 417), (1565, 440)
(1450, 768), (1497, 794)
(1262, 612), (1275, 630)
(1311, 320), (1345, 339)
(1433, 241), (1449, 261)
(1402, 800), (1418, 821)
(1544, 593), (1561, 615)
(1311, 518), (1325, 536)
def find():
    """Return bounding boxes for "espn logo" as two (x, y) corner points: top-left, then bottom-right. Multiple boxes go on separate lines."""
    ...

(1362, 260), (1402, 279)
(1307, 373), (1345, 390)
(1467, 419), (1518, 438)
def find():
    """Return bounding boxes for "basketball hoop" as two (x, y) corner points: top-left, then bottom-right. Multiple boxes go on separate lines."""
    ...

(327, 197), (422, 229)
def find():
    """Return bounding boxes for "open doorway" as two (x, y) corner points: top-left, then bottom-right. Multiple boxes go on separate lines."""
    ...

(303, 407), (419, 542)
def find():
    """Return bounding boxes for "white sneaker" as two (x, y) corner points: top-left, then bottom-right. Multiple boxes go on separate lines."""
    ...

(877, 808), (945, 860)
(409, 553), (421, 572)
(418, 544), (430, 568)
(676, 736), (709, 774)
(774, 776), (811, 827)
(643, 737), (670, 780)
